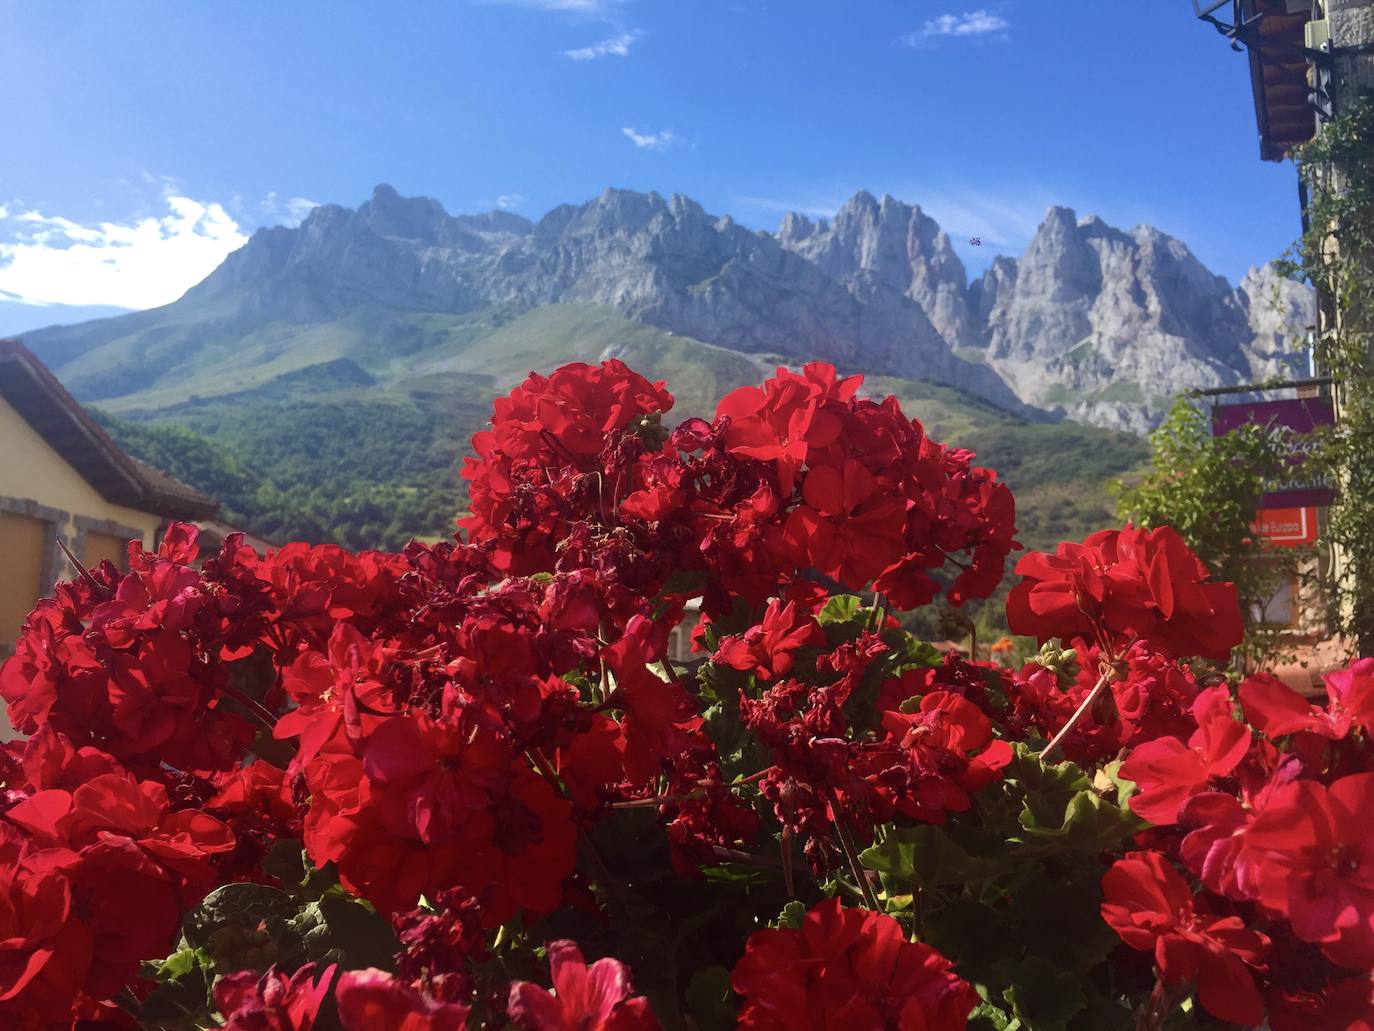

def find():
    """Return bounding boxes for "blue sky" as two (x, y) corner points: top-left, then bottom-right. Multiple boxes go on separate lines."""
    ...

(0, 1), (1306, 331)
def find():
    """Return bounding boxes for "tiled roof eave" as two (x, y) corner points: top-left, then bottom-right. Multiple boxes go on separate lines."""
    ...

(0, 339), (219, 521)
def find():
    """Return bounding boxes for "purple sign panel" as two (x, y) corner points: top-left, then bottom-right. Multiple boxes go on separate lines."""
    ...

(1211, 397), (1336, 507)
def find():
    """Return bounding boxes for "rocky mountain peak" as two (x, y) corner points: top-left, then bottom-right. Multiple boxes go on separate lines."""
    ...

(22, 184), (1313, 436)
(967, 203), (1311, 430)
(358, 183), (451, 242)
(777, 211), (816, 244)
(669, 193), (707, 220)
(777, 189), (973, 348)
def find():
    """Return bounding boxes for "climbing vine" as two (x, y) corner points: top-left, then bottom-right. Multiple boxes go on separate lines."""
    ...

(1278, 87), (1374, 656)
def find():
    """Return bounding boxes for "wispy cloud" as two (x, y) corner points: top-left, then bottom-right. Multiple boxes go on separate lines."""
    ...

(496, 193), (527, 210)
(564, 30), (639, 60)
(901, 185), (1051, 252)
(900, 9), (1009, 46)
(737, 182), (1053, 254)
(734, 195), (844, 220)
(0, 192), (249, 310)
(622, 126), (678, 151)
(261, 191), (321, 227)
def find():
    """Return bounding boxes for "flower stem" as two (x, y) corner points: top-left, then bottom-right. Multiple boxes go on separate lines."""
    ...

(781, 825), (796, 898)
(216, 681), (278, 731)
(1038, 667), (1113, 760)
(55, 536), (110, 598)
(827, 788), (879, 910)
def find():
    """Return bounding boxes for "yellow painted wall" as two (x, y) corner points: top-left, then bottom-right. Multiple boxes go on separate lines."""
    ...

(85, 530), (132, 572)
(0, 395), (179, 739)
(0, 399), (164, 545)
(0, 511), (45, 643)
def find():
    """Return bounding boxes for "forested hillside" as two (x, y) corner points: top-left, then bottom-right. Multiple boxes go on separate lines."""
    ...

(96, 366), (1146, 554)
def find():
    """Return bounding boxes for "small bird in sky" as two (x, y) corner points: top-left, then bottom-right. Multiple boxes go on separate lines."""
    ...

(969, 236), (982, 246)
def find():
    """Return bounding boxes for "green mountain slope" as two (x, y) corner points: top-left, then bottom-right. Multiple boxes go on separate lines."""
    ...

(94, 305), (1146, 553)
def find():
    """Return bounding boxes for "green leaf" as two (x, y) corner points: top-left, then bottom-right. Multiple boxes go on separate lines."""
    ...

(1103, 759), (1139, 807)
(998, 956), (1087, 1030)
(700, 863), (770, 886)
(147, 946), (210, 981)
(1004, 745), (1091, 812)
(859, 825), (1005, 893)
(887, 634), (943, 672)
(1017, 790), (1146, 854)
(291, 895), (399, 970)
(685, 966), (737, 1031)
(262, 839), (344, 900)
(182, 883), (301, 968)
(701, 621), (720, 652)
(968, 1000), (1022, 1031)
(135, 948), (216, 1029)
(817, 594), (864, 627)
(775, 900), (807, 930)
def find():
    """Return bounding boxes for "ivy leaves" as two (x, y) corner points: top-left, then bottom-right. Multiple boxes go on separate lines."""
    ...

(136, 846), (396, 1030)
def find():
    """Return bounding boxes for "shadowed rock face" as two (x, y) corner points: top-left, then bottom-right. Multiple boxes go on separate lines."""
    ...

(19, 185), (1310, 431)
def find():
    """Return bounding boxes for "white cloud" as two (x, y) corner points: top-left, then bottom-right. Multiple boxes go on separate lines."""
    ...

(496, 193), (527, 210)
(564, 30), (639, 60)
(261, 191), (321, 227)
(901, 9), (1009, 46)
(286, 197), (320, 224)
(734, 195), (843, 219)
(900, 185), (1050, 252)
(622, 126), (678, 151)
(0, 193), (250, 310)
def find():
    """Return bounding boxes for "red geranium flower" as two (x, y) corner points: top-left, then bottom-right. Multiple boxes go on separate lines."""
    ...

(731, 898), (977, 1030)
(1240, 659), (1374, 741)
(0, 826), (91, 1026)
(1101, 851), (1268, 1028)
(508, 940), (658, 1030)
(1244, 771), (1374, 969)
(1006, 526), (1242, 660)
(716, 367), (852, 496)
(335, 968), (470, 1031)
(216, 962), (337, 1030)
(1122, 686), (1251, 826)
(715, 597), (825, 681)
(1267, 973), (1374, 1031)
(784, 460), (908, 589)
(859, 691), (1013, 824)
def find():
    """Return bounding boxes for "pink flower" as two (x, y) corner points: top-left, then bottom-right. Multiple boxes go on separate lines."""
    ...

(216, 962), (336, 1030)
(1240, 659), (1374, 740)
(508, 940), (658, 1030)
(335, 969), (470, 1031)
(1244, 772), (1374, 969)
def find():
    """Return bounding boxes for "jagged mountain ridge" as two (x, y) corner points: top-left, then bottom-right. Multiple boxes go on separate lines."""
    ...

(776, 191), (1313, 431)
(179, 185), (1020, 407)
(18, 184), (1311, 430)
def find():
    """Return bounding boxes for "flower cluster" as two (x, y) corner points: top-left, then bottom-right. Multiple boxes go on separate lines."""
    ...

(1101, 661), (1374, 1027)
(731, 898), (978, 1029)
(0, 357), (1365, 1031)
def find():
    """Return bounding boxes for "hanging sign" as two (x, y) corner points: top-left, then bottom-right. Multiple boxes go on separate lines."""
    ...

(1252, 506), (1319, 548)
(1211, 397), (1336, 507)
